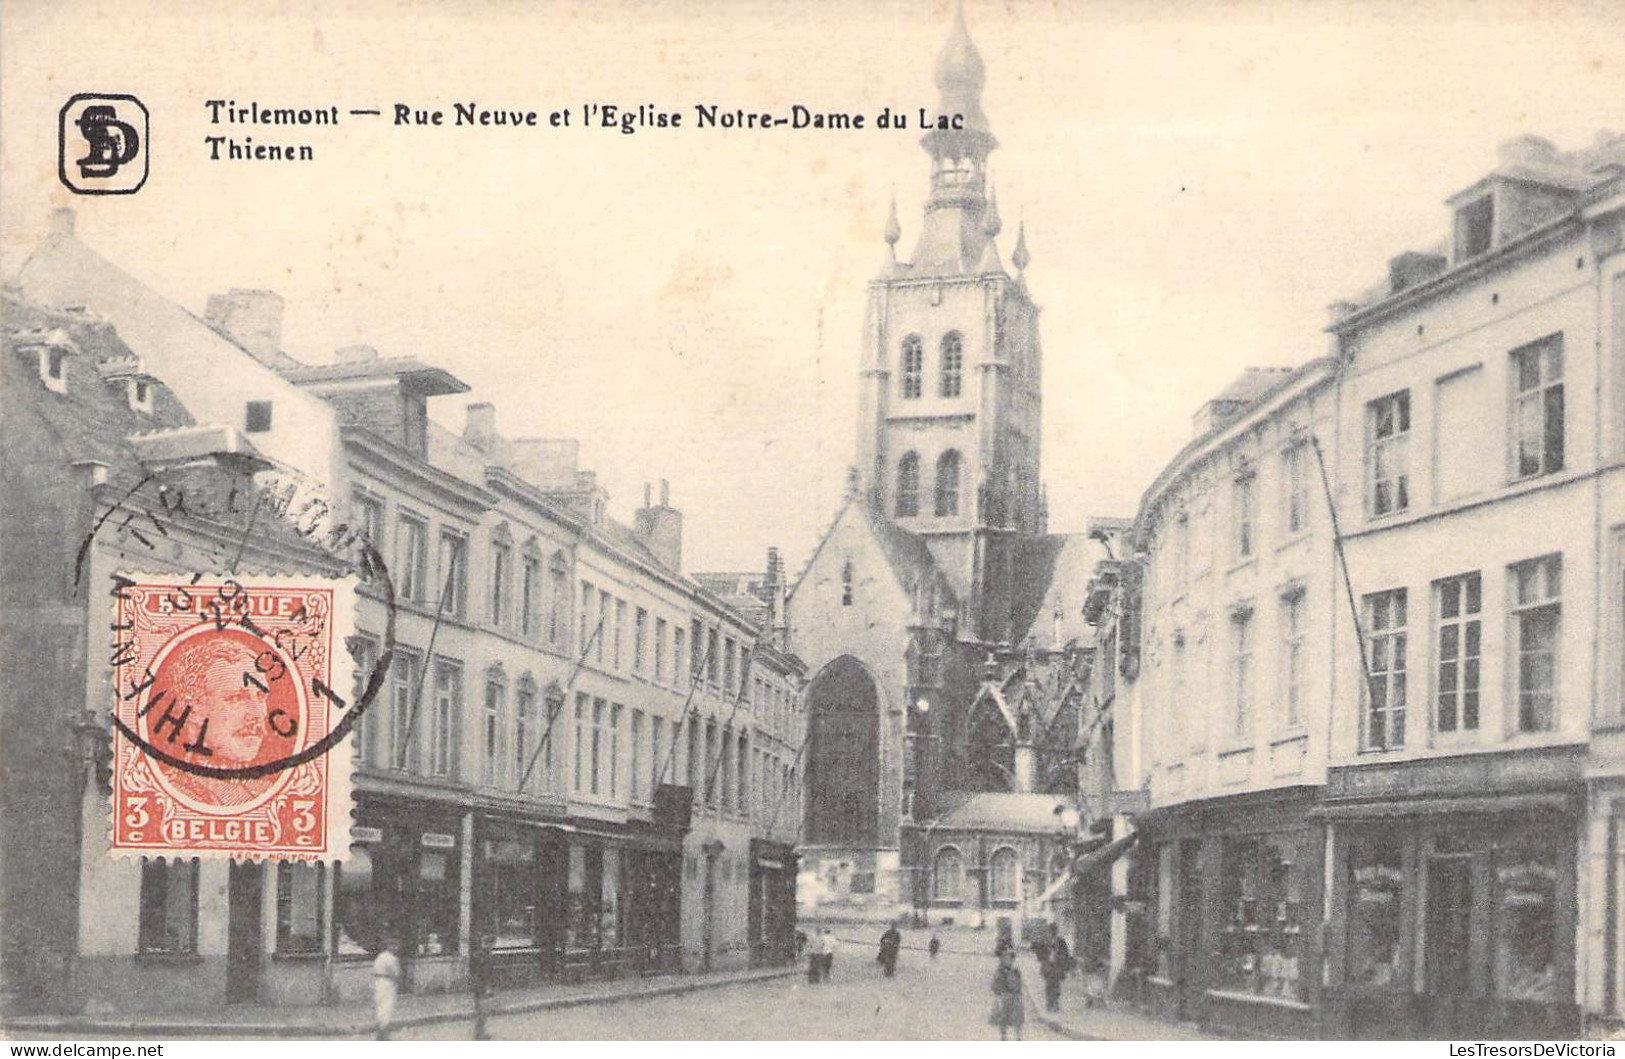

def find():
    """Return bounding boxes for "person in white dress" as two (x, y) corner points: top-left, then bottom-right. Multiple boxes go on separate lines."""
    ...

(373, 939), (402, 1039)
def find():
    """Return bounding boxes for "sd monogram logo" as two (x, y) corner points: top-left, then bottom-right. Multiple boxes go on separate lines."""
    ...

(59, 93), (149, 195)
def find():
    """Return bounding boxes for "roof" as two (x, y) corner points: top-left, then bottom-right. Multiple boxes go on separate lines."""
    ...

(1008, 532), (1108, 649)
(280, 357), (469, 396)
(934, 791), (1078, 834)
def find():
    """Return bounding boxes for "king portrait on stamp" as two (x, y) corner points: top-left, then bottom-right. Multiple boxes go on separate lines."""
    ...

(109, 576), (356, 862)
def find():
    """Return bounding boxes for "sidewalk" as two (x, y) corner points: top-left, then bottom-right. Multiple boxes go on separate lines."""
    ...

(1036, 1002), (1216, 1042)
(4, 964), (799, 1039)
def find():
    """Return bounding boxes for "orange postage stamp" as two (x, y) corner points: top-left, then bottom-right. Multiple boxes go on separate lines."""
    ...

(108, 575), (356, 861)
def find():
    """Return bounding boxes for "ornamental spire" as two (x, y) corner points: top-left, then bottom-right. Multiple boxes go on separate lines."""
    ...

(884, 192), (901, 255)
(1011, 219), (1030, 274)
(983, 181), (1002, 238)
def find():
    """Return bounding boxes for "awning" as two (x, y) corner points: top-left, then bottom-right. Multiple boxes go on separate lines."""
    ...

(1309, 791), (1575, 821)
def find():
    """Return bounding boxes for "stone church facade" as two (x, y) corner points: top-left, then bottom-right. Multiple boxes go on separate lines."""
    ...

(787, 7), (1105, 929)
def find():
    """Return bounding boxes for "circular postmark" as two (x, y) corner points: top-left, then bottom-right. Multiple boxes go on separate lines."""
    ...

(81, 466), (398, 785)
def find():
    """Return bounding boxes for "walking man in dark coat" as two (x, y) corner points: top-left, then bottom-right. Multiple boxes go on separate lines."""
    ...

(877, 923), (902, 977)
(1038, 922), (1074, 1012)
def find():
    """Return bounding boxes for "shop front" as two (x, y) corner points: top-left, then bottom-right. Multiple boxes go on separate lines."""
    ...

(1319, 749), (1584, 1040)
(1117, 787), (1324, 1039)
(748, 839), (797, 967)
(471, 815), (566, 986)
(333, 794), (470, 1002)
(553, 825), (683, 982)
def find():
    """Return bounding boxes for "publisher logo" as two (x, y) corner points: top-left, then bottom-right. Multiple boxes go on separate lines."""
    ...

(59, 94), (149, 195)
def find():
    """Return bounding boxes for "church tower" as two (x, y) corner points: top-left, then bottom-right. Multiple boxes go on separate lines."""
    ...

(854, 3), (1045, 646)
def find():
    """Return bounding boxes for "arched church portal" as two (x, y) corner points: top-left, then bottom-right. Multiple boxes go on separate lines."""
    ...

(804, 656), (882, 846)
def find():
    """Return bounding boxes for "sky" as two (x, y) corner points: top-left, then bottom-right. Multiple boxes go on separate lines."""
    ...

(3, 0), (1622, 574)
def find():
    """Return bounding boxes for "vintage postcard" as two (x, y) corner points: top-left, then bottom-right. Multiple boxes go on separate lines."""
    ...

(2, 0), (1623, 1046)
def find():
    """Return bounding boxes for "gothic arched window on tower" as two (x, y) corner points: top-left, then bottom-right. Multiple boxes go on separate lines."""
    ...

(896, 452), (920, 517)
(900, 335), (923, 399)
(841, 559), (854, 606)
(935, 450), (962, 517)
(939, 331), (964, 397)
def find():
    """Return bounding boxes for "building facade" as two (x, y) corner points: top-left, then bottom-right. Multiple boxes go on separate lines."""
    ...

(1097, 132), (1625, 1039)
(5, 216), (806, 1016)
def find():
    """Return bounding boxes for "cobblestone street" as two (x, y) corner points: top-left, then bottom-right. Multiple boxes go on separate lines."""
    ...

(400, 942), (1063, 1041)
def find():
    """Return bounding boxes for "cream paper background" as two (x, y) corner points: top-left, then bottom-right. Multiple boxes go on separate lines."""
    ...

(2, 0), (1621, 568)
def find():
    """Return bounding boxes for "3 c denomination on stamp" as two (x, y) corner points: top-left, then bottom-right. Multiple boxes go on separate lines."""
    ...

(109, 574), (356, 861)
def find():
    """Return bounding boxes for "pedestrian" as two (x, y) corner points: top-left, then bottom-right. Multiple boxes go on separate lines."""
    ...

(1038, 922), (1074, 1013)
(928, 932), (941, 960)
(989, 948), (1025, 1041)
(470, 932), (493, 1040)
(820, 927), (839, 982)
(807, 931), (823, 984)
(993, 925), (1016, 961)
(877, 922), (902, 978)
(372, 937), (403, 1041)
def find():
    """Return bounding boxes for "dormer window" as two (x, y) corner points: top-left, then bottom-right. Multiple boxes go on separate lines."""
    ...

(127, 378), (153, 414)
(39, 347), (68, 394)
(1454, 195), (1494, 262)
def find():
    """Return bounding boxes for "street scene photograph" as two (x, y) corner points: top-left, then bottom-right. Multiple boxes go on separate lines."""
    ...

(1, 0), (1624, 1046)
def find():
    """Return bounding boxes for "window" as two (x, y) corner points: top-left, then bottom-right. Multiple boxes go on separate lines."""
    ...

(841, 560), (854, 606)
(674, 626), (686, 684)
(276, 862), (325, 954)
(1281, 593), (1305, 728)
(591, 698), (605, 795)
(1231, 609), (1254, 738)
(1512, 555), (1561, 732)
(389, 650), (419, 771)
(990, 846), (1020, 903)
(737, 731), (749, 812)
(1216, 835), (1308, 1000)
(437, 531), (468, 618)
(932, 846), (964, 902)
(397, 517), (428, 602)
(630, 710), (644, 802)
(1367, 391), (1411, 517)
(655, 618), (668, 681)
(245, 400), (273, 433)
(721, 725), (734, 811)
(687, 716), (701, 791)
(1511, 335), (1565, 480)
(547, 553), (568, 646)
(1495, 834), (1559, 1001)
(138, 858), (199, 953)
(724, 637), (737, 692)
(598, 591), (612, 665)
(1284, 442), (1310, 536)
(939, 332), (964, 397)
(650, 717), (665, 793)
(580, 581), (593, 652)
(431, 660), (462, 778)
(573, 693), (589, 792)
(490, 539), (511, 627)
(350, 635), (379, 767)
(483, 680), (504, 785)
(520, 554), (540, 638)
(1364, 589), (1408, 750)
(403, 396), (427, 455)
(1455, 194), (1495, 262)
(1234, 474), (1255, 558)
(614, 599), (627, 670)
(707, 627), (720, 684)
(352, 491), (385, 550)
(900, 335), (923, 399)
(1347, 833), (1405, 988)
(634, 608), (648, 673)
(896, 452), (920, 517)
(1435, 573), (1482, 733)
(609, 704), (622, 799)
(45, 346), (67, 385)
(935, 450), (961, 517)
(515, 684), (536, 793)
(704, 721), (720, 806)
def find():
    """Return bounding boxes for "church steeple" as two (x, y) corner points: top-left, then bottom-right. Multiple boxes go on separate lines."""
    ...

(910, 2), (1000, 274)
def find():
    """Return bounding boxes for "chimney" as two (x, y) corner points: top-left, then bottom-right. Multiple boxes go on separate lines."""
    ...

(1387, 250), (1448, 295)
(766, 546), (788, 644)
(464, 402), (497, 453)
(635, 478), (683, 573)
(49, 208), (75, 236)
(204, 289), (285, 366)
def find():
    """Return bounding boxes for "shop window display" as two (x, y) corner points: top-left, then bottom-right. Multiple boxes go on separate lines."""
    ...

(415, 847), (461, 956)
(1347, 833), (1405, 989)
(1495, 838), (1558, 1001)
(484, 837), (538, 950)
(1216, 832), (1307, 999)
